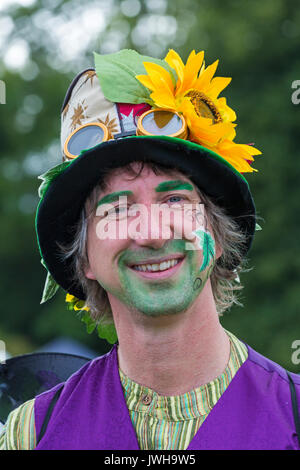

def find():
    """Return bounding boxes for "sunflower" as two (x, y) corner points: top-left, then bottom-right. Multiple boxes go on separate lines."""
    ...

(136, 49), (261, 173)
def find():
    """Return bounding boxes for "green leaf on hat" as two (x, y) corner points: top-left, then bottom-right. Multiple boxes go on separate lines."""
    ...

(38, 161), (71, 199)
(255, 223), (262, 231)
(40, 259), (60, 304)
(94, 49), (177, 105)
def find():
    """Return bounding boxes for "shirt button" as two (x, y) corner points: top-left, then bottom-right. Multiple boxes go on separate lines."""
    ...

(142, 394), (152, 405)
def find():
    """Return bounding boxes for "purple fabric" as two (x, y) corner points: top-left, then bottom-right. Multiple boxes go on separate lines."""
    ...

(34, 343), (300, 450)
(35, 347), (139, 450)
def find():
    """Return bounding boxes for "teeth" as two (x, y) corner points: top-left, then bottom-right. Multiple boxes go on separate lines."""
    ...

(132, 258), (181, 272)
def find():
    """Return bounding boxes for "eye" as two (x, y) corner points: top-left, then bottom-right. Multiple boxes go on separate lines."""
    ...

(105, 205), (129, 219)
(166, 195), (186, 204)
(169, 196), (182, 202)
(167, 196), (185, 202)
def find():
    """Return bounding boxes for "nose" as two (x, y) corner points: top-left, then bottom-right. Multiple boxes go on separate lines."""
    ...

(127, 202), (170, 249)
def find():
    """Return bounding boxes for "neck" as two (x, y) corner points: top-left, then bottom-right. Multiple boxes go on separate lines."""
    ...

(110, 281), (230, 396)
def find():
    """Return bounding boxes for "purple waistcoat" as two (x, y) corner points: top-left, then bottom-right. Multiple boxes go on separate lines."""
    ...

(34, 343), (300, 450)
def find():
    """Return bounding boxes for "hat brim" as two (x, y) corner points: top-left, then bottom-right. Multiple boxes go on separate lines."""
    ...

(36, 135), (256, 299)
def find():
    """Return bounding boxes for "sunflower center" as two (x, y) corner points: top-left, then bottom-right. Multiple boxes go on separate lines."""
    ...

(185, 90), (222, 124)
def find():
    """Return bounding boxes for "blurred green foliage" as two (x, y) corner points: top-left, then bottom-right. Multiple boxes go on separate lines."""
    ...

(0, 0), (299, 369)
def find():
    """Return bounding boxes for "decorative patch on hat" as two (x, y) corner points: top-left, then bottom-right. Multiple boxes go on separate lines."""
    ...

(68, 69), (97, 103)
(82, 69), (97, 87)
(70, 99), (89, 130)
(115, 102), (151, 138)
(97, 114), (119, 135)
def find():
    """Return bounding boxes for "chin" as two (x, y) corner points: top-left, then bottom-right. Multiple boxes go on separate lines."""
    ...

(136, 300), (195, 318)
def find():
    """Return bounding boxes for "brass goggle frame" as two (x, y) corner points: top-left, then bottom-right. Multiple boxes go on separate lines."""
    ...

(64, 109), (188, 160)
(64, 122), (113, 160)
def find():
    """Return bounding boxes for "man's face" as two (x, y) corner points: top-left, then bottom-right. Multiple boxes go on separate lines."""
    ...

(84, 164), (222, 317)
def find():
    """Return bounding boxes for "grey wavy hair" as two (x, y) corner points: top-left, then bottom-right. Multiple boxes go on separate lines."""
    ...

(58, 161), (252, 323)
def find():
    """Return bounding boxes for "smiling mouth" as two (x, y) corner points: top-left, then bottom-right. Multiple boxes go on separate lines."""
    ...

(129, 256), (185, 274)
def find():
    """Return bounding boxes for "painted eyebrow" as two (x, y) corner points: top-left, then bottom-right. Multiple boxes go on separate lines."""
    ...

(97, 190), (133, 206)
(154, 180), (194, 192)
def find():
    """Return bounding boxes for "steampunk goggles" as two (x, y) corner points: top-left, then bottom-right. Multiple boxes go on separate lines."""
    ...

(64, 109), (188, 160)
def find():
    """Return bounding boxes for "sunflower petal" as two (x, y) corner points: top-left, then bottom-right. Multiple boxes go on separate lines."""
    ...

(216, 97), (237, 123)
(165, 49), (185, 73)
(235, 143), (262, 156)
(178, 50), (204, 96)
(195, 60), (219, 91)
(220, 123), (236, 142)
(215, 139), (261, 173)
(135, 74), (156, 91)
(164, 49), (185, 93)
(149, 90), (176, 110)
(143, 61), (174, 93)
(208, 76), (232, 99)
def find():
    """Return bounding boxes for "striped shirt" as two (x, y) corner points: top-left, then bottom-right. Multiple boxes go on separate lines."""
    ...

(119, 330), (248, 449)
(0, 329), (247, 450)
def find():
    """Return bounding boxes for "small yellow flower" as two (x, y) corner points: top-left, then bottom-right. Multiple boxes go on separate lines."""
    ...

(66, 293), (76, 303)
(74, 301), (90, 312)
(65, 293), (90, 312)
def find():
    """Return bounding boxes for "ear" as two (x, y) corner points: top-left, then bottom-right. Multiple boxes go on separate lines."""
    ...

(84, 265), (97, 281)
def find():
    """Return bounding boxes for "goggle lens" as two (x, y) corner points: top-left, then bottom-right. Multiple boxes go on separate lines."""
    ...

(67, 125), (105, 157)
(141, 110), (183, 136)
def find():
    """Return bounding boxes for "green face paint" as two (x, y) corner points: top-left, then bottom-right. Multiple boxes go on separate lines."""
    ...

(193, 229), (216, 272)
(154, 180), (194, 193)
(93, 182), (215, 318)
(98, 238), (215, 318)
(97, 190), (133, 207)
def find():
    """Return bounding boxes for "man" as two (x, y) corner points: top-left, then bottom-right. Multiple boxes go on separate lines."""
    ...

(1, 48), (299, 450)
